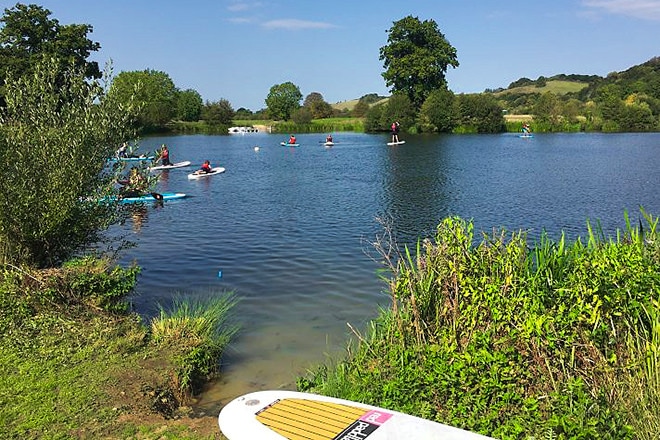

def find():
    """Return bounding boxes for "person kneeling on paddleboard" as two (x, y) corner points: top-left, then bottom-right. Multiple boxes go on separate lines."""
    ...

(288, 134), (297, 144)
(120, 167), (147, 198)
(196, 160), (212, 174)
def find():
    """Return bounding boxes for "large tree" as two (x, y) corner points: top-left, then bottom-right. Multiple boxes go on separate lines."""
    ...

(265, 81), (302, 120)
(108, 69), (178, 130)
(379, 16), (458, 109)
(0, 3), (101, 104)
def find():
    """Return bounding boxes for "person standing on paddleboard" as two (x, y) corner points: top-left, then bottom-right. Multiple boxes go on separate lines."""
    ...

(160, 144), (172, 166)
(391, 121), (401, 143)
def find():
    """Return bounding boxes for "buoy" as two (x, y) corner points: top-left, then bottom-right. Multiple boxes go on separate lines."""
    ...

(254, 146), (260, 151)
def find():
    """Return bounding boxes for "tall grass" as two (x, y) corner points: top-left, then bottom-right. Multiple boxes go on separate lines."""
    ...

(301, 211), (660, 439)
(150, 293), (239, 401)
(618, 299), (660, 439)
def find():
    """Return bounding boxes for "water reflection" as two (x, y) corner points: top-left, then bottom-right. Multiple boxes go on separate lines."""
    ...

(130, 205), (148, 233)
(380, 135), (452, 245)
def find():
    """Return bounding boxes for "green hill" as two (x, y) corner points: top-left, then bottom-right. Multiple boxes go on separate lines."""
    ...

(494, 80), (589, 96)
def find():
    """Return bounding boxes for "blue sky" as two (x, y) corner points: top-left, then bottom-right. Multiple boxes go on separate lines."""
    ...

(3, 0), (659, 110)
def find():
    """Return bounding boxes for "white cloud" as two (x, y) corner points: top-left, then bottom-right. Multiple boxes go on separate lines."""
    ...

(261, 19), (337, 30)
(228, 17), (254, 24)
(227, 2), (263, 13)
(583, 0), (660, 20)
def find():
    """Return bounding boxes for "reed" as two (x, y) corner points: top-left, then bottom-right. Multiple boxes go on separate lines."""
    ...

(150, 293), (239, 400)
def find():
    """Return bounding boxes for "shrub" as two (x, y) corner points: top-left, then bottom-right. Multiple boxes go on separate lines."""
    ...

(0, 58), (136, 268)
(150, 293), (239, 401)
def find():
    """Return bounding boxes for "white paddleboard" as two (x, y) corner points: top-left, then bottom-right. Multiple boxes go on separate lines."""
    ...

(324, 142), (334, 147)
(218, 390), (494, 440)
(387, 141), (406, 146)
(187, 166), (226, 180)
(149, 161), (191, 171)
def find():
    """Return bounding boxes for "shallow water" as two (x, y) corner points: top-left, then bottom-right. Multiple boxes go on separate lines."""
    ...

(114, 131), (660, 411)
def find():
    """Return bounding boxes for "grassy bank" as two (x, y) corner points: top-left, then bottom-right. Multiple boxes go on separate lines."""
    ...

(0, 258), (236, 439)
(299, 212), (660, 439)
(166, 118), (366, 135)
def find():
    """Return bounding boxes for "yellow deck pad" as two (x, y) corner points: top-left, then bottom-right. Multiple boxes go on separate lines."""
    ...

(256, 398), (368, 439)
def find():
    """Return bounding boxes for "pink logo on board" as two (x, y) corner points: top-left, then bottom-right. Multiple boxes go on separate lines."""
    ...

(360, 410), (393, 426)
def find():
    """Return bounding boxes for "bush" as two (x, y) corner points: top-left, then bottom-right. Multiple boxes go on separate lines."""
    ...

(0, 58), (136, 268)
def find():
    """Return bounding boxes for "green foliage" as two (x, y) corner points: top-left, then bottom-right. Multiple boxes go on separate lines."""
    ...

(533, 92), (564, 129)
(454, 93), (504, 133)
(302, 212), (660, 439)
(418, 87), (456, 132)
(177, 88), (203, 122)
(150, 293), (239, 400)
(291, 105), (313, 124)
(380, 16), (459, 109)
(51, 256), (140, 313)
(364, 102), (385, 132)
(265, 81), (302, 120)
(302, 92), (333, 118)
(108, 69), (178, 130)
(0, 57), (136, 268)
(352, 99), (370, 117)
(493, 57), (660, 132)
(201, 98), (234, 125)
(273, 117), (364, 133)
(363, 94), (416, 133)
(0, 3), (101, 102)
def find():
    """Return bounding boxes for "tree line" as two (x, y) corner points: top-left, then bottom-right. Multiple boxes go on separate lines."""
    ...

(2, 4), (658, 138)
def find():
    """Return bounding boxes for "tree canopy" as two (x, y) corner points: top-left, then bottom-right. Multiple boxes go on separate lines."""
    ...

(177, 88), (203, 122)
(108, 69), (178, 130)
(379, 16), (458, 109)
(202, 98), (234, 125)
(0, 3), (101, 102)
(265, 81), (302, 120)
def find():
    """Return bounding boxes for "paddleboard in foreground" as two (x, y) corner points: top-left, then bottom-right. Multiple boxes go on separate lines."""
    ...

(218, 390), (494, 440)
(149, 160), (191, 171)
(387, 140), (406, 146)
(187, 166), (226, 179)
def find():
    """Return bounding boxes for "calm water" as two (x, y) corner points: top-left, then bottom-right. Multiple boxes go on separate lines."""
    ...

(115, 132), (660, 411)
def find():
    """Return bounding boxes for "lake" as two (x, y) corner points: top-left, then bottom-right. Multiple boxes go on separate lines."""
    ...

(115, 131), (660, 412)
